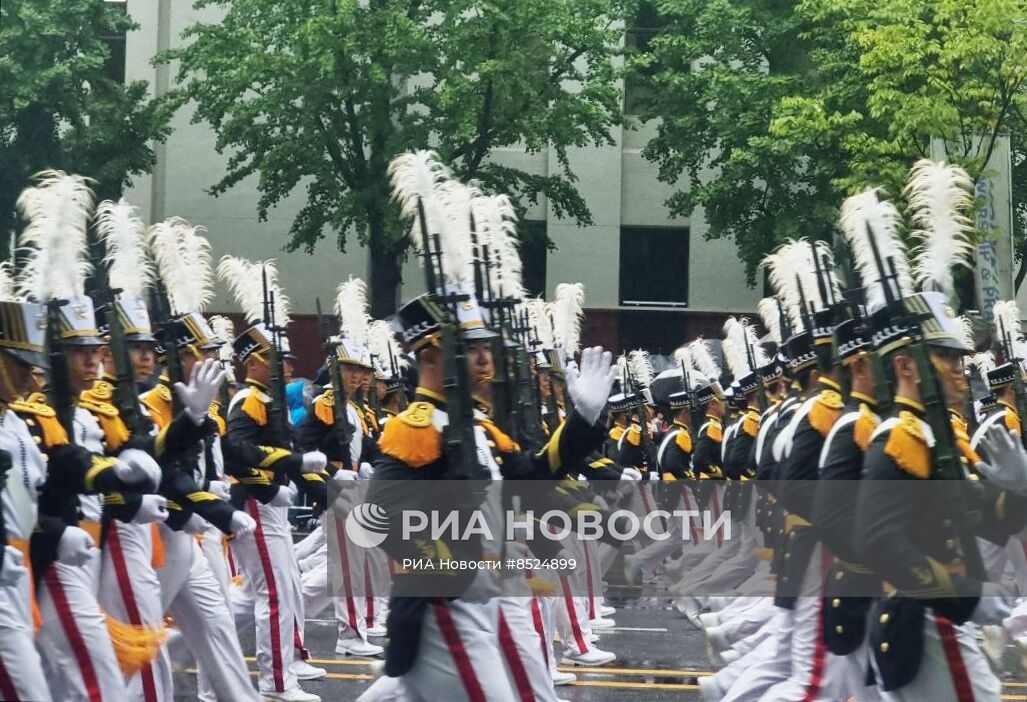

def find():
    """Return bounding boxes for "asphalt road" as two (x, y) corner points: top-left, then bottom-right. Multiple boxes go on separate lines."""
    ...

(172, 594), (1027, 701)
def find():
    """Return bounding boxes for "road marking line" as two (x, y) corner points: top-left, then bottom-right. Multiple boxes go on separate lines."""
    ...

(188, 669), (377, 681)
(606, 626), (669, 632)
(571, 680), (699, 690)
(558, 666), (712, 676)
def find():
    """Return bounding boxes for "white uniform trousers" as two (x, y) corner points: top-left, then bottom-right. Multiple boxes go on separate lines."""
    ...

(873, 612), (1000, 702)
(99, 521), (172, 702)
(324, 512), (371, 643)
(702, 613), (782, 700)
(157, 526), (258, 702)
(497, 597), (560, 702)
(230, 497), (300, 694)
(0, 554), (51, 701)
(721, 607), (793, 702)
(38, 552), (129, 702)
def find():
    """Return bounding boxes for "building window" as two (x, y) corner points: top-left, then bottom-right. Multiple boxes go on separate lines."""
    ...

(519, 220), (548, 298)
(619, 226), (689, 307)
(624, 1), (667, 115)
(101, 0), (128, 84)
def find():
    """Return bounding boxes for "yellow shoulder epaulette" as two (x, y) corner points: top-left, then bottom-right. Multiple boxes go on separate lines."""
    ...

(241, 388), (269, 426)
(140, 386), (173, 429)
(78, 397), (120, 418)
(626, 424), (641, 447)
(742, 409), (759, 438)
(706, 420), (722, 443)
(809, 389), (843, 437)
(377, 401), (440, 468)
(10, 398), (56, 417)
(10, 398), (67, 446)
(609, 425), (625, 442)
(675, 429), (692, 454)
(313, 391), (335, 426)
(1005, 410), (1023, 436)
(853, 403), (879, 452)
(884, 411), (929, 479)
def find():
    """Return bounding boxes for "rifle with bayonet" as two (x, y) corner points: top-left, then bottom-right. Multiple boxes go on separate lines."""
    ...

(261, 266), (290, 442)
(997, 317), (1027, 445)
(89, 236), (146, 434)
(744, 333), (768, 413)
(625, 366), (654, 473)
(316, 297), (354, 470)
(44, 300), (75, 438)
(149, 278), (183, 415)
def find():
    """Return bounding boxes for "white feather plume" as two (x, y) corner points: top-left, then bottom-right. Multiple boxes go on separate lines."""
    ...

(992, 300), (1021, 354)
(472, 193), (523, 300)
(262, 260), (290, 327)
(367, 319), (402, 370)
(335, 277), (371, 345)
(208, 315), (237, 378)
(721, 317), (749, 378)
(839, 188), (914, 311)
(553, 282), (585, 356)
(15, 170), (94, 302)
(524, 297), (554, 349)
(0, 262), (17, 302)
(615, 353), (627, 387)
(627, 349), (654, 389)
(388, 150), (450, 222)
(672, 345), (692, 370)
(762, 240), (806, 329)
(813, 240), (842, 306)
(96, 198), (153, 299)
(434, 179), (476, 286)
(688, 337), (721, 380)
(904, 159), (975, 298)
(218, 257), (289, 326)
(149, 216), (215, 315)
(757, 297), (782, 344)
(957, 316), (975, 353)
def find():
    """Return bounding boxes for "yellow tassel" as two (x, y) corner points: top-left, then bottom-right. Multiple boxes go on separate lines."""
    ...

(661, 472), (677, 481)
(526, 577), (558, 596)
(884, 411), (930, 479)
(626, 425), (641, 446)
(150, 523), (165, 569)
(1005, 411), (1023, 436)
(809, 390), (844, 437)
(479, 418), (520, 452)
(96, 414), (131, 452)
(232, 574), (244, 587)
(242, 391), (267, 426)
(140, 392), (172, 430)
(853, 403), (879, 452)
(378, 402), (441, 468)
(675, 429), (693, 453)
(104, 615), (167, 676)
(742, 411), (759, 438)
(37, 413), (69, 447)
(951, 417), (981, 464)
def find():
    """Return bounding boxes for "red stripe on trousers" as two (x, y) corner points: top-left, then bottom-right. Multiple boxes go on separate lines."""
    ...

(107, 523), (158, 702)
(293, 617), (309, 661)
(431, 600), (487, 702)
(498, 609), (536, 702)
(364, 557), (375, 628)
(560, 575), (588, 653)
(45, 566), (102, 702)
(332, 515), (360, 631)
(227, 542), (238, 577)
(0, 651), (19, 701)
(800, 547), (834, 702)
(248, 497), (285, 692)
(935, 614), (975, 702)
(682, 489), (699, 544)
(583, 540), (595, 620)
(530, 597), (549, 667)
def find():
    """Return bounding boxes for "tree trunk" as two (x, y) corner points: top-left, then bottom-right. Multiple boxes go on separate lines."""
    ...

(367, 212), (405, 317)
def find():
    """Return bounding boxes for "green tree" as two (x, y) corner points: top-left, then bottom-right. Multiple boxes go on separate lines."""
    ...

(165, 0), (632, 317)
(0, 0), (173, 244)
(640, 0), (1027, 288)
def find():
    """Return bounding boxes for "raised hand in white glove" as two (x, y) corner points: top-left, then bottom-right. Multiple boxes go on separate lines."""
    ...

(132, 494), (169, 525)
(973, 581), (1015, 625)
(620, 467), (642, 481)
(229, 511), (257, 538)
(208, 480), (231, 501)
(57, 526), (96, 566)
(301, 451), (328, 474)
(977, 427), (1027, 494)
(0, 545), (26, 585)
(174, 358), (227, 425)
(271, 484), (296, 507)
(566, 346), (617, 426)
(333, 468), (358, 481)
(115, 448), (163, 492)
(181, 513), (207, 534)
(358, 462), (375, 480)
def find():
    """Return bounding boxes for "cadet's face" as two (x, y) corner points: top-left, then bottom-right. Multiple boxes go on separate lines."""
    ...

(342, 364), (363, 394)
(0, 352), (31, 401)
(245, 355), (271, 385)
(538, 368), (551, 398)
(284, 357), (295, 382)
(359, 368), (372, 391)
(129, 342), (156, 381)
(68, 346), (101, 391)
(467, 341), (494, 385)
(930, 348), (968, 406)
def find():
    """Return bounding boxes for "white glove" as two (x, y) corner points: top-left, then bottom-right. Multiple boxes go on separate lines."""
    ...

(57, 526), (96, 566)
(115, 448), (163, 492)
(333, 469), (358, 481)
(973, 582), (1015, 625)
(132, 494), (169, 524)
(0, 545), (26, 585)
(208, 480), (231, 501)
(174, 358), (227, 425)
(229, 511), (257, 538)
(565, 346), (617, 426)
(301, 451), (328, 474)
(181, 513), (207, 534)
(620, 467), (642, 481)
(648, 471), (659, 481)
(271, 484), (296, 507)
(358, 462), (375, 480)
(977, 427), (1027, 494)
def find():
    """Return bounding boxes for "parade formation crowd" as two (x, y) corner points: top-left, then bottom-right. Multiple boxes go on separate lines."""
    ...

(1, 150), (1027, 702)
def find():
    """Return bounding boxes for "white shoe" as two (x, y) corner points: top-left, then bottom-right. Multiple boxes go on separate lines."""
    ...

(336, 638), (384, 657)
(552, 670), (577, 686)
(589, 617), (616, 629)
(699, 612), (720, 629)
(366, 624), (388, 637)
(563, 647), (616, 666)
(698, 675), (723, 702)
(261, 687), (321, 702)
(587, 633), (600, 644)
(981, 625), (1006, 674)
(721, 648), (740, 664)
(290, 660), (327, 680)
(600, 605), (616, 617)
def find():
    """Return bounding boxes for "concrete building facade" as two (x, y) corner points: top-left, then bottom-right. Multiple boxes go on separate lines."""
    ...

(119, 0), (760, 369)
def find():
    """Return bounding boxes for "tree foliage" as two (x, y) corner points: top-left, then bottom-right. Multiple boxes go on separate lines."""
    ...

(165, 0), (633, 316)
(640, 0), (1027, 288)
(0, 0), (173, 244)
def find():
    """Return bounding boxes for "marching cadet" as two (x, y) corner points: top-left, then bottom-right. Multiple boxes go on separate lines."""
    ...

(218, 256), (329, 702)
